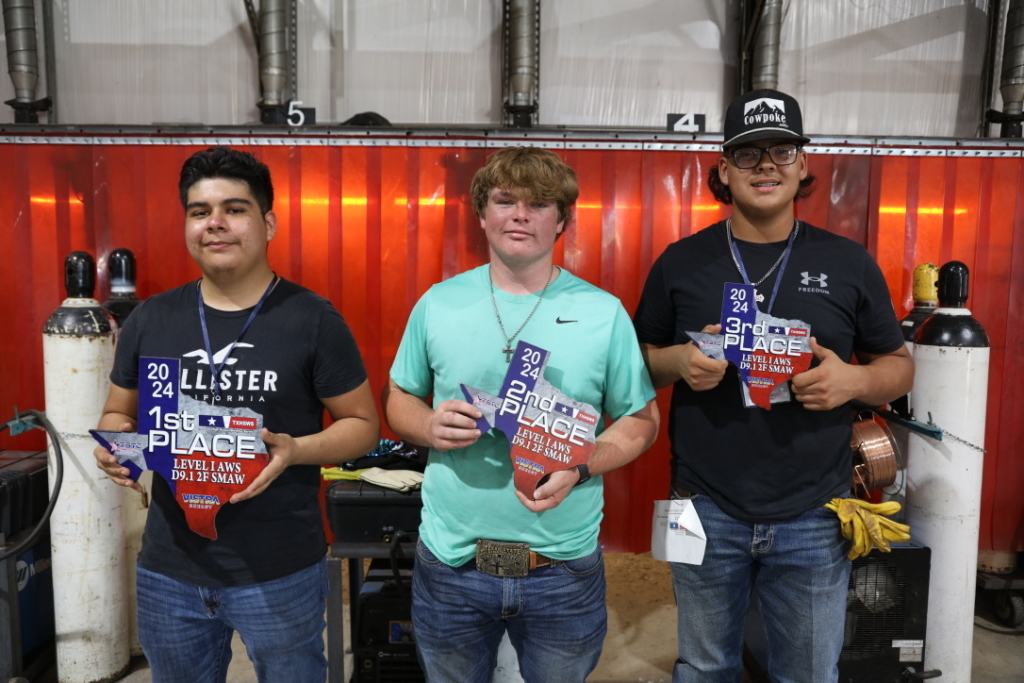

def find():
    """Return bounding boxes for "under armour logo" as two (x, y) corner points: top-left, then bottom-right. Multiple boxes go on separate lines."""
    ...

(800, 272), (828, 287)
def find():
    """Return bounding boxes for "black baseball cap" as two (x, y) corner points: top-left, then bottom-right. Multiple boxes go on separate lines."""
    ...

(723, 89), (810, 149)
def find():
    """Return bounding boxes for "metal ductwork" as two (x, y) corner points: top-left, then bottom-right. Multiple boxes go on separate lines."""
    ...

(249, 0), (297, 124)
(3, 0), (36, 101)
(2, 0), (50, 122)
(259, 0), (288, 107)
(503, 0), (539, 128)
(750, 0), (783, 91)
(994, 0), (1024, 137)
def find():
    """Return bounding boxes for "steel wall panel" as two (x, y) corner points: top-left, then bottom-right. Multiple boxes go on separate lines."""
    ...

(1, 137), (1021, 553)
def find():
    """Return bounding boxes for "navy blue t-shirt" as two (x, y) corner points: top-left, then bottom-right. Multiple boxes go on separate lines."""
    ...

(634, 221), (904, 522)
(111, 278), (367, 586)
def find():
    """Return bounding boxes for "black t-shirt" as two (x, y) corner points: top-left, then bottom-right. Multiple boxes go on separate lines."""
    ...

(111, 278), (367, 586)
(634, 221), (904, 522)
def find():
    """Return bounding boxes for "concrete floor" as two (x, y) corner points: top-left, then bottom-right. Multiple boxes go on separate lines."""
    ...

(113, 625), (1023, 683)
(108, 552), (1024, 683)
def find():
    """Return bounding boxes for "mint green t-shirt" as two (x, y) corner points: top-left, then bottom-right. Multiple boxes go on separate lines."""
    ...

(390, 265), (655, 566)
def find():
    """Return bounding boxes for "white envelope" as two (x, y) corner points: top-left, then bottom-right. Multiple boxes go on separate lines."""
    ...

(651, 499), (707, 565)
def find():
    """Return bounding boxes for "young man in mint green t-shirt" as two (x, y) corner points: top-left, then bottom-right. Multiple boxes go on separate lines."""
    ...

(384, 147), (659, 683)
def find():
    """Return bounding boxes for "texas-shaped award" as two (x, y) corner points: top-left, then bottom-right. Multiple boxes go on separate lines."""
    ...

(687, 283), (814, 410)
(90, 357), (269, 539)
(460, 341), (598, 497)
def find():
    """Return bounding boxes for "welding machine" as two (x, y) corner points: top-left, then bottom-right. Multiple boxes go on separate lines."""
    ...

(1, 449), (56, 681)
(326, 477), (425, 681)
(353, 557), (423, 683)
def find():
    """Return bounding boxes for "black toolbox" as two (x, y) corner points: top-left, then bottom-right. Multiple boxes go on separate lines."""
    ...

(325, 480), (422, 544)
(0, 450), (49, 538)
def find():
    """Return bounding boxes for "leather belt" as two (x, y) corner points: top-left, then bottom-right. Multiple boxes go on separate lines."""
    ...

(672, 485), (695, 499)
(475, 539), (551, 578)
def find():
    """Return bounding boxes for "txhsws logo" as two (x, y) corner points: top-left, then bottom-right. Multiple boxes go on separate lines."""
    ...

(199, 415), (258, 430)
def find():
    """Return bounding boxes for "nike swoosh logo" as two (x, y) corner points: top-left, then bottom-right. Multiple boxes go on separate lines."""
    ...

(556, 317), (578, 324)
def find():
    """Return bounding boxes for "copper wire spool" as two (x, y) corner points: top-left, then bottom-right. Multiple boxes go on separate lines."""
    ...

(851, 418), (898, 491)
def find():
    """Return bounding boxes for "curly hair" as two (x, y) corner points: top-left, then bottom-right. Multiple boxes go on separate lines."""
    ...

(708, 163), (816, 205)
(470, 147), (578, 225)
(179, 146), (274, 215)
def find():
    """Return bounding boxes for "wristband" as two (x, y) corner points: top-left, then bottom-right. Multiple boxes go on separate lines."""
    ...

(573, 464), (591, 487)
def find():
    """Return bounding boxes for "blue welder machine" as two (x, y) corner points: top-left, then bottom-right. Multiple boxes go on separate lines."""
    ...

(1, 449), (56, 682)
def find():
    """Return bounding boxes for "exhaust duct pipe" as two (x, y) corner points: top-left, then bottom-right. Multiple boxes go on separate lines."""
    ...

(2, 0), (50, 122)
(504, 0), (539, 128)
(750, 0), (782, 90)
(259, 0), (287, 106)
(3, 0), (36, 101)
(996, 0), (1024, 136)
(256, 0), (292, 124)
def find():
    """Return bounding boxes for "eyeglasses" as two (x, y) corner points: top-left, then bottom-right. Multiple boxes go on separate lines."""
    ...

(729, 144), (801, 169)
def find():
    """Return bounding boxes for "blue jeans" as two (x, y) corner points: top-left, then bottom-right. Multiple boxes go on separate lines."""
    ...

(412, 540), (606, 683)
(671, 495), (850, 683)
(136, 558), (328, 683)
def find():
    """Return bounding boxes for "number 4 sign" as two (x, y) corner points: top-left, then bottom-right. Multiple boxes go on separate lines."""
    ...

(667, 113), (706, 133)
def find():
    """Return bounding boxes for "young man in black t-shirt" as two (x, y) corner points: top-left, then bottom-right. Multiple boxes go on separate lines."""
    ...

(93, 147), (379, 682)
(634, 90), (913, 683)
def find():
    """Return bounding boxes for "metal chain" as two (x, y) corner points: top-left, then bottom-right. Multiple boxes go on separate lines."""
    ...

(726, 218), (798, 286)
(937, 428), (987, 453)
(489, 265), (556, 360)
(925, 413), (987, 453)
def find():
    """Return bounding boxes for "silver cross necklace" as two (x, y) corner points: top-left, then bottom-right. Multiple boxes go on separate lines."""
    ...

(489, 264), (556, 362)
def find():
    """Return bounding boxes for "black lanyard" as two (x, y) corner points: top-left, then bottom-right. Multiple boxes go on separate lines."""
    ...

(728, 223), (798, 314)
(196, 275), (278, 398)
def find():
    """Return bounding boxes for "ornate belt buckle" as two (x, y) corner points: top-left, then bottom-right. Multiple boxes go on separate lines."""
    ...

(475, 539), (530, 578)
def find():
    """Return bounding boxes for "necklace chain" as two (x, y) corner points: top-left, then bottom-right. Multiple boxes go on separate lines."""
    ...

(726, 218), (798, 287)
(489, 265), (556, 362)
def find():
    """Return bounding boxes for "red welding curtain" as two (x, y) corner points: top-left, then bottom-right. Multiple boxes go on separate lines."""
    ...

(0, 138), (1021, 553)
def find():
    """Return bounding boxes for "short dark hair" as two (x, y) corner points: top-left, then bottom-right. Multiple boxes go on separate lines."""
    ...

(179, 146), (274, 215)
(707, 163), (816, 205)
(470, 147), (579, 225)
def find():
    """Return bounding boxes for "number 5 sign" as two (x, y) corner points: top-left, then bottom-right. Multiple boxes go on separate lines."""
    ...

(287, 100), (317, 126)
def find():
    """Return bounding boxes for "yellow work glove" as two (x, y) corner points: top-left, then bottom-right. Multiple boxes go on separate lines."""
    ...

(824, 498), (911, 560)
(320, 467), (366, 481)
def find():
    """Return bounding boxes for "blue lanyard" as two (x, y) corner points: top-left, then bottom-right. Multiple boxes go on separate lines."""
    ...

(728, 222), (798, 314)
(196, 275), (278, 397)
